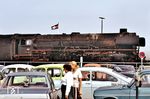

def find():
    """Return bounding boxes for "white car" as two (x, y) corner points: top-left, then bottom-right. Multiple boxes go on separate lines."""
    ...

(79, 67), (132, 99)
(0, 64), (34, 86)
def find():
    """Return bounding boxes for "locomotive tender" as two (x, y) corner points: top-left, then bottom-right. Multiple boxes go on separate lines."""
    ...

(0, 29), (145, 62)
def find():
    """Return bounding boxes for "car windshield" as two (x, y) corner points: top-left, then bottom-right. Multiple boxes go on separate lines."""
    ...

(3, 68), (16, 74)
(112, 70), (130, 78)
(128, 73), (150, 88)
(140, 74), (150, 87)
(127, 78), (135, 87)
(117, 65), (135, 72)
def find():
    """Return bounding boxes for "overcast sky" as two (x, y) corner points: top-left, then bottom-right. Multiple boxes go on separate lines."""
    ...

(0, 0), (150, 59)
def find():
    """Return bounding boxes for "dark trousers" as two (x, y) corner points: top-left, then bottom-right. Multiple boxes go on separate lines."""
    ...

(61, 85), (74, 99)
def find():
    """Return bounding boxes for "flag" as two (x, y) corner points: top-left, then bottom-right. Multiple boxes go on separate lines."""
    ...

(51, 23), (59, 30)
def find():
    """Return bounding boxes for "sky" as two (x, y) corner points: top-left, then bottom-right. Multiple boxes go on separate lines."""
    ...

(0, 0), (150, 59)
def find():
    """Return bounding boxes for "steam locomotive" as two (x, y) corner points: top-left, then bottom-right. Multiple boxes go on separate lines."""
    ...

(0, 29), (145, 62)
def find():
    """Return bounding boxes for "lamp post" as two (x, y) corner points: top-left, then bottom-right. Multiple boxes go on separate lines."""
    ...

(99, 17), (105, 33)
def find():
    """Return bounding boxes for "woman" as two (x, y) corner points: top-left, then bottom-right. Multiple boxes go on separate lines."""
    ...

(69, 61), (82, 99)
(61, 64), (74, 99)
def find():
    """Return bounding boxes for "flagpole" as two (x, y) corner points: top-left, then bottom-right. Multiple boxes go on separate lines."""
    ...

(58, 22), (60, 34)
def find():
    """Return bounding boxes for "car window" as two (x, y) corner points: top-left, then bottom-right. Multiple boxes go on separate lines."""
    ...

(18, 68), (29, 72)
(34, 68), (45, 72)
(13, 76), (27, 84)
(81, 71), (90, 81)
(47, 68), (62, 77)
(140, 74), (150, 87)
(3, 68), (16, 75)
(92, 71), (118, 82)
(7, 75), (48, 88)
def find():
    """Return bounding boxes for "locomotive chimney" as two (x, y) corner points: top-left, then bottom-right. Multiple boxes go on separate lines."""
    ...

(120, 28), (127, 33)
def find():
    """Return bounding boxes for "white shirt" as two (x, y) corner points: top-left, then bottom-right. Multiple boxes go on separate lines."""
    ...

(73, 69), (82, 88)
(61, 71), (73, 96)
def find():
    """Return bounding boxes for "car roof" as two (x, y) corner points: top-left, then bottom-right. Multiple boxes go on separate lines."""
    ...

(115, 65), (134, 67)
(79, 67), (132, 81)
(79, 67), (113, 72)
(84, 63), (100, 67)
(2, 64), (34, 70)
(34, 64), (64, 68)
(83, 63), (116, 67)
(7, 71), (48, 76)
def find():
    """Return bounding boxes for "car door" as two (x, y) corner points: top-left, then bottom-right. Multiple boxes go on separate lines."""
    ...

(47, 68), (63, 89)
(47, 74), (59, 99)
(81, 70), (92, 99)
(91, 71), (118, 95)
(129, 86), (150, 99)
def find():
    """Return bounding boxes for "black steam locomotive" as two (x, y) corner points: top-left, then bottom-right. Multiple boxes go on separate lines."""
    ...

(0, 29), (145, 62)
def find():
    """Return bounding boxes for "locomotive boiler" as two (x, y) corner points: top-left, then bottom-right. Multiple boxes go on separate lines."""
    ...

(0, 29), (145, 62)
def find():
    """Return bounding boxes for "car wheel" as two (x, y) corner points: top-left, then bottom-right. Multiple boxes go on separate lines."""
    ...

(104, 97), (117, 99)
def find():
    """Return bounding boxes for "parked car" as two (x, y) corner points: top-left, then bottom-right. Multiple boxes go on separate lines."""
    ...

(93, 69), (150, 99)
(0, 64), (34, 85)
(0, 72), (61, 99)
(33, 64), (64, 89)
(84, 63), (135, 77)
(79, 67), (132, 99)
(115, 65), (135, 78)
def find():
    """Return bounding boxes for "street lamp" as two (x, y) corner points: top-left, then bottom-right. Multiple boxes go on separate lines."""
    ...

(99, 17), (105, 33)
